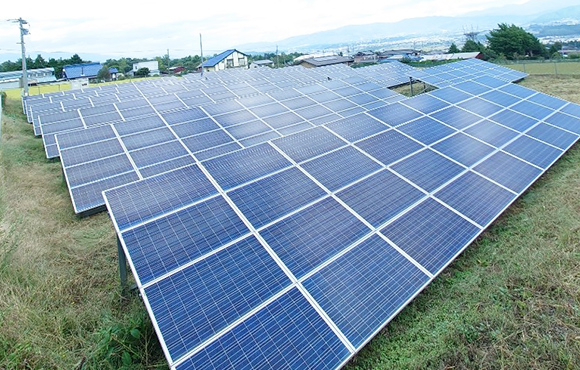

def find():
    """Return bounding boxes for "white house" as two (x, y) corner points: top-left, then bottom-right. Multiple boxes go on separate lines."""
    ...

(132, 60), (160, 76)
(200, 49), (249, 72)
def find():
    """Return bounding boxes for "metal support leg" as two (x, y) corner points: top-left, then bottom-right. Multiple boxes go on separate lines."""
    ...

(409, 77), (414, 96)
(117, 235), (128, 293)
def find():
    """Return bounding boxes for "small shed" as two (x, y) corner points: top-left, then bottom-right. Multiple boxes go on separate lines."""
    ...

(298, 55), (354, 68)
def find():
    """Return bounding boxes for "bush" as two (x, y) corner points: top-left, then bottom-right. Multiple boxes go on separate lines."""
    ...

(0, 91), (6, 110)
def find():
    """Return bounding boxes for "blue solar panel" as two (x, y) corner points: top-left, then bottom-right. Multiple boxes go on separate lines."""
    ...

(122, 128), (176, 151)
(122, 196), (249, 284)
(528, 93), (567, 110)
(273, 127), (346, 163)
(433, 133), (495, 167)
(510, 100), (554, 121)
(105, 165), (217, 231)
(145, 235), (291, 361)
(463, 120), (519, 148)
(130, 141), (190, 168)
(503, 135), (563, 169)
(398, 116), (455, 145)
(325, 114), (388, 142)
(561, 103), (580, 118)
(172, 118), (220, 138)
(391, 149), (465, 193)
(429, 87), (472, 104)
(303, 234), (430, 348)
(382, 198), (481, 274)
(139, 155), (196, 178)
(479, 90), (521, 107)
(473, 151), (543, 193)
(72, 171), (141, 214)
(544, 112), (580, 135)
(261, 197), (370, 278)
(430, 106), (481, 129)
(65, 154), (134, 187)
(356, 130), (423, 166)
(401, 94), (448, 114)
(60, 139), (124, 167)
(301, 146), (382, 192)
(176, 288), (350, 370)
(488, 109), (538, 132)
(368, 103), (423, 127)
(195, 142), (242, 161)
(337, 170), (425, 227)
(435, 171), (516, 226)
(458, 98), (504, 117)
(263, 111), (304, 129)
(228, 167), (326, 229)
(453, 81), (491, 96)
(498, 84), (536, 99)
(204, 143), (291, 189)
(526, 123), (578, 150)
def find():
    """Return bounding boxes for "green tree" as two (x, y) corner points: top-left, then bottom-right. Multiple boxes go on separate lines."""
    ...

(462, 40), (484, 52)
(487, 23), (547, 59)
(135, 67), (150, 77)
(32, 54), (46, 69)
(448, 43), (460, 53)
(97, 65), (111, 81)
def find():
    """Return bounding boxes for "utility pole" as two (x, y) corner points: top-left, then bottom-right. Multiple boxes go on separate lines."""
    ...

(8, 18), (30, 96)
(200, 33), (204, 77)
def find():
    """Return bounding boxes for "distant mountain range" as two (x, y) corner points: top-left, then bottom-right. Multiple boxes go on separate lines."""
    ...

(239, 0), (580, 54)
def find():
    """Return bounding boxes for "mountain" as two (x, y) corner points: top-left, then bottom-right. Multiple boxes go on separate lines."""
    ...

(239, 1), (578, 54)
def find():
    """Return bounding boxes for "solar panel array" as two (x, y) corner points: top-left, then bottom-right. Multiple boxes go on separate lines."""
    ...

(410, 58), (528, 87)
(55, 71), (406, 215)
(97, 64), (580, 369)
(24, 62), (413, 158)
(21, 59), (580, 370)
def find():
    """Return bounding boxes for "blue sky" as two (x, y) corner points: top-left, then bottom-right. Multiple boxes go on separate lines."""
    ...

(0, 0), (529, 62)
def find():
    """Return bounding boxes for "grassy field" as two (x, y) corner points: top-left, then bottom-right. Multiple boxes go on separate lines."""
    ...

(1, 75), (580, 369)
(501, 60), (580, 76)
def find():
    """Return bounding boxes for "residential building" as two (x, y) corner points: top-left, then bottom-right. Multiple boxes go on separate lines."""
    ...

(298, 55), (354, 68)
(250, 59), (274, 68)
(63, 62), (102, 80)
(0, 67), (56, 89)
(200, 49), (249, 72)
(132, 60), (160, 76)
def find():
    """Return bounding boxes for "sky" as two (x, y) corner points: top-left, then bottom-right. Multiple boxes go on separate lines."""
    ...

(0, 0), (532, 63)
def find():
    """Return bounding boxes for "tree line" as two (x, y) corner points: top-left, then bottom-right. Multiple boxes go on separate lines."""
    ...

(447, 23), (576, 61)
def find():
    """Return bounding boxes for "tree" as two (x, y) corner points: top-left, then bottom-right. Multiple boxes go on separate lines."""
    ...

(462, 40), (484, 53)
(448, 43), (460, 53)
(97, 65), (111, 81)
(487, 23), (547, 59)
(135, 67), (150, 77)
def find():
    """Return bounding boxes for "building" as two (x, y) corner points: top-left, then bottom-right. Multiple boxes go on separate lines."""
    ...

(63, 62), (102, 80)
(0, 67), (56, 89)
(420, 52), (482, 62)
(132, 60), (160, 76)
(378, 49), (422, 62)
(250, 59), (274, 68)
(353, 51), (378, 64)
(200, 49), (249, 72)
(298, 55), (354, 68)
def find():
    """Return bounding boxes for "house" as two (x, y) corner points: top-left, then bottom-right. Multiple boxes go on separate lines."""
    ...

(62, 62), (102, 80)
(167, 66), (186, 75)
(420, 52), (482, 62)
(0, 67), (56, 89)
(200, 49), (249, 72)
(132, 60), (160, 76)
(353, 51), (378, 64)
(250, 59), (274, 68)
(378, 49), (422, 62)
(298, 55), (354, 68)
(109, 67), (118, 80)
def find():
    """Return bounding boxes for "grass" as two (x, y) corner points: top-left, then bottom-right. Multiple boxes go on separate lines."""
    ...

(501, 60), (580, 75)
(1, 75), (580, 369)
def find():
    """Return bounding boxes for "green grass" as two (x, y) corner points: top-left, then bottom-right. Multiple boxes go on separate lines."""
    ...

(1, 75), (580, 369)
(501, 61), (580, 75)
